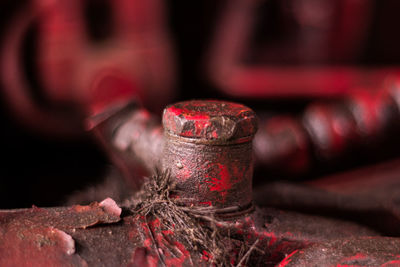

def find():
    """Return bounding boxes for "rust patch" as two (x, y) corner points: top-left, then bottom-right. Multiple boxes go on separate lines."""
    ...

(0, 226), (87, 266)
(281, 237), (400, 266)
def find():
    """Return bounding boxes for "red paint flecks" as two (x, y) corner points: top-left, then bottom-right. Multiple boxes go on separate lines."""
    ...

(262, 232), (277, 247)
(194, 120), (210, 136)
(163, 100), (256, 139)
(339, 252), (368, 263)
(167, 106), (184, 116)
(277, 250), (299, 267)
(166, 106), (210, 121)
(164, 240), (190, 266)
(162, 230), (174, 236)
(199, 201), (213, 206)
(139, 217), (192, 266)
(382, 259), (400, 267)
(206, 164), (232, 202)
(202, 250), (213, 261)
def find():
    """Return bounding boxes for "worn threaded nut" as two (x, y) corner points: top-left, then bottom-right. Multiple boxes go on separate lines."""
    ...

(162, 100), (258, 209)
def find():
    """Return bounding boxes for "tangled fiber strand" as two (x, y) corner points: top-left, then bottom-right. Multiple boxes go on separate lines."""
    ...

(130, 170), (260, 266)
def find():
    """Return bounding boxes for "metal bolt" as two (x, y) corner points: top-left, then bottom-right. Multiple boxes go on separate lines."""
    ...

(162, 100), (258, 209)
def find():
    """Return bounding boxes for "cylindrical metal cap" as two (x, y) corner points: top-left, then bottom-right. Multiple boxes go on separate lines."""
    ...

(162, 100), (257, 144)
(162, 100), (257, 210)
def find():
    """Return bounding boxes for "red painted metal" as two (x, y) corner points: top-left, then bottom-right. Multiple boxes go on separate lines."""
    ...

(254, 116), (310, 173)
(281, 238), (400, 266)
(253, 80), (400, 173)
(162, 100), (258, 208)
(0, 196), (378, 266)
(1, 0), (175, 137)
(2, 99), (397, 266)
(206, 0), (400, 99)
(2, 1), (400, 264)
(89, 101), (164, 189)
(1, 9), (84, 137)
(255, 157), (400, 237)
(302, 102), (357, 159)
(34, 0), (175, 113)
(162, 100), (257, 142)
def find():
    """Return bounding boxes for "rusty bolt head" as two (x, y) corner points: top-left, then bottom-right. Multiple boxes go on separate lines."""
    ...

(162, 100), (258, 144)
(162, 100), (257, 209)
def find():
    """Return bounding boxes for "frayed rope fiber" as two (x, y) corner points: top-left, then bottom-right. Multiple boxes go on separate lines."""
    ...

(128, 170), (261, 266)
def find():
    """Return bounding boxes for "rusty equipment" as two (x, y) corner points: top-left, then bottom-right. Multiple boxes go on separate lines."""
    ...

(253, 78), (400, 174)
(1, 100), (400, 266)
(1, 0), (175, 137)
(206, 0), (400, 99)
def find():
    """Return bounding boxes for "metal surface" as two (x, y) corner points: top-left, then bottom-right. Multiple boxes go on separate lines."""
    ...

(89, 101), (164, 189)
(281, 237), (400, 266)
(206, 0), (400, 99)
(2, 1), (400, 265)
(162, 100), (257, 208)
(0, 0), (175, 137)
(253, 83), (400, 173)
(0, 197), (378, 266)
(1, 100), (396, 266)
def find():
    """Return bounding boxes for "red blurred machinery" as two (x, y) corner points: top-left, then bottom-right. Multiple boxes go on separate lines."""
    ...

(1, 0), (175, 137)
(2, 0), (400, 266)
(206, 0), (400, 99)
(2, 99), (400, 266)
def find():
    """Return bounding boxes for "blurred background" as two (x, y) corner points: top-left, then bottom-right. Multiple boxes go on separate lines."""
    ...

(2, 0), (400, 209)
